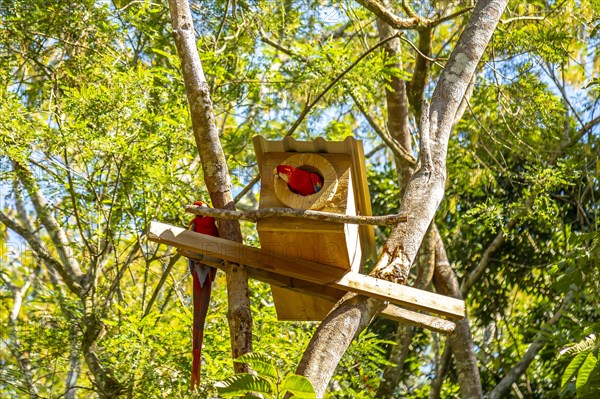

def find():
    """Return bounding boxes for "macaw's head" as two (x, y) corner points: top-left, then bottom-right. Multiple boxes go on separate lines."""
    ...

(275, 164), (295, 183)
(191, 200), (212, 222)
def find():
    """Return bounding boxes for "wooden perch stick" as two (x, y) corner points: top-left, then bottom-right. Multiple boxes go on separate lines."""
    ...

(185, 205), (408, 226)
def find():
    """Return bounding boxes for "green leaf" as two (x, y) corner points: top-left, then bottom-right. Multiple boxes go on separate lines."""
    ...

(234, 353), (278, 381)
(563, 351), (588, 387)
(280, 374), (316, 399)
(576, 353), (597, 394)
(216, 374), (275, 398)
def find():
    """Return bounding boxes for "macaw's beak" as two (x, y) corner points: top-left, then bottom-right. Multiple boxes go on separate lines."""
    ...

(273, 167), (290, 183)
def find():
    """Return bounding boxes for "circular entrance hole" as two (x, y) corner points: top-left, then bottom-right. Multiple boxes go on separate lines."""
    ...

(273, 153), (338, 210)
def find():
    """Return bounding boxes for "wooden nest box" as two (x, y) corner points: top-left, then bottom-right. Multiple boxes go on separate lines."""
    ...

(253, 135), (376, 321)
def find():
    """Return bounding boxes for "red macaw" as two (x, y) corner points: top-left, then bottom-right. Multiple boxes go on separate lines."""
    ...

(275, 165), (323, 196)
(188, 200), (219, 390)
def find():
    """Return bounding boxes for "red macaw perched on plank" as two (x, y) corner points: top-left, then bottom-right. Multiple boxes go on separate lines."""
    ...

(275, 165), (323, 196)
(188, 201), (219, 390)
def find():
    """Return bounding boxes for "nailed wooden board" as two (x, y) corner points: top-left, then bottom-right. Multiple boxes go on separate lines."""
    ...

(382, 305), (456, 333)
(181, 250), (455, 334)
(149, 221), (465, 320)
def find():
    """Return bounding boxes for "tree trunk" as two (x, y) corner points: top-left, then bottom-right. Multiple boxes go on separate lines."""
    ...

(296, 1), (508, 396)
(376, 226), (436, 398)
(167, 0), (253, 372)
(433, 228), (483, 399)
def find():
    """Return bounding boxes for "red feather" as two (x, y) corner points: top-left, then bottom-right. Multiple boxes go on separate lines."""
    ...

(276, 165), (323, 196)
(188, 201), (219, 390)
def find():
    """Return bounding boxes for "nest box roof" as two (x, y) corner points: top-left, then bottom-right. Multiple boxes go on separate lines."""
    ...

(253, 135), (376, 259)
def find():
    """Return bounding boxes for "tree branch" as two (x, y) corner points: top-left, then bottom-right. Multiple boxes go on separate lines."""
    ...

(406, 28), (433, 118)
(13, 162), (85, 288)
(460, 218), (518, 296)
(0, 210), (83, 296)
(433, 227), (482, 399)
(168, 0), (252, 372)
(143, 253), (182, 318)
(284, 31), (404, 137)
(346, 84), (417, 164)
(355, 0), (423, 30)
(488, 291), (574, 399)
(296, 1), (509, 396)
(376, 225), (436, 398)
(186, 204), (407, 225)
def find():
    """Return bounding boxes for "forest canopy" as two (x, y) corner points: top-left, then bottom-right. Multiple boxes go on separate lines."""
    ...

(1, 0), (599, 398)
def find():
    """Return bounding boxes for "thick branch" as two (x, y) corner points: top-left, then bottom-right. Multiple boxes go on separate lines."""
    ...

(168, 0), (252, 371)
(355, 0), (423, 29)
(433, 228), (482, 399)
(407, 28), (433, 118)
(372, 0), (509, 284)
(14, 162), (85, 287)
(297, 1), (509, 396)
(376, 8), (415, 194)
(296, 294), (386, 399)
(0, 211), (83, 296)
(185, 204), (407, 225)
(357, 0), (472, 30)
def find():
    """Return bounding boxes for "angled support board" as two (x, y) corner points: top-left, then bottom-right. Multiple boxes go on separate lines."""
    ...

(180, 249), (457, 334)
(149, 221), (465, 321)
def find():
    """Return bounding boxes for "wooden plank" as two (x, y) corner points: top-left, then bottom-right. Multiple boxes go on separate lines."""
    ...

(271, 287), (337, 321)
(148, 221), (465, 320)
(382, 305), (456, 334)
(335, 272), (464, 319)
(180, 249), (344, 301)
(180, 249), (455, 333)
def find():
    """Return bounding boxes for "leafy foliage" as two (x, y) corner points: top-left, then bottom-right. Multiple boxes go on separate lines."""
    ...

(0, 0), (598, 398)
(217, 353), (316, 399)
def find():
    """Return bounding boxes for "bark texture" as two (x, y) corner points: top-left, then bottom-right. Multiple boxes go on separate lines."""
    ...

(373, 0), (509, 285)
(376, 5), (413, 194)
(186, 204), (407, 225)
(296, 0), (508, 396)
(406, 27), (433, 119)
(433, 230), (483, 399)
(168, 0), (252, 371)
(296, 294), (386, 399)
(375, 10), (421, 396)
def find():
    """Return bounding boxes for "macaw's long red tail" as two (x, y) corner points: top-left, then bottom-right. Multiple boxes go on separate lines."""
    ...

(190, 262), (214, 391)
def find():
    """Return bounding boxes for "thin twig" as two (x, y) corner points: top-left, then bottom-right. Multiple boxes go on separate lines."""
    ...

(186, 204), (408, 226)
(233, 174), (260, 204)
(284, 31), (403, 137)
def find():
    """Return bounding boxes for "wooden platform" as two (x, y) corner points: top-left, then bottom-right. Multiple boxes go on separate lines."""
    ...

(148, 221), (464, 333)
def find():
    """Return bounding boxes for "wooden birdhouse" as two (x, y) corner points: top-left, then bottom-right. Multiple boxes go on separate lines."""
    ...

(253, 135), (376, 321)
(149, 136), (464, 334)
